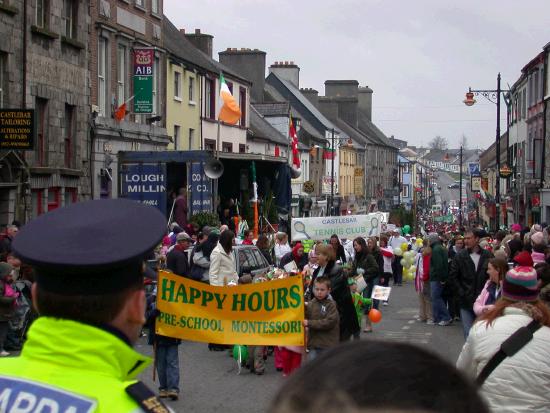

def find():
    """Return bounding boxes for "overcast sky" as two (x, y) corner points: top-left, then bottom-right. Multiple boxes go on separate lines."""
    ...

(165, 0), (549, 149)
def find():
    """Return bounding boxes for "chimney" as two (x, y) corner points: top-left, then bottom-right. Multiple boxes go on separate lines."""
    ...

(183, 28), (214, 58)
(358, 86), (373, 121)
(317, 97), (339, 122)
(324, 80), (359, 127)
(218, 48), (266, 102)
(300, 88), (319, 108)
(268, 61), (300, 88)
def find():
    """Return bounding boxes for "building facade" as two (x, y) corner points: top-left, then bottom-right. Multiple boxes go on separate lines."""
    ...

(1, 0), (91, 226)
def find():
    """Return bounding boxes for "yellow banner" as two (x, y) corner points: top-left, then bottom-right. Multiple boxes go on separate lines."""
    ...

(156, 270), (305, 346)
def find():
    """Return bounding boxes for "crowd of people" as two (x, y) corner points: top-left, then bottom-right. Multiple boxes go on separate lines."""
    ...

(2, 208), (550, 412)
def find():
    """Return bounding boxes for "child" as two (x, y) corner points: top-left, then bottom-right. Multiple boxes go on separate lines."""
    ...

(349, 279), (372, 339)
(304, 276), (339, 359)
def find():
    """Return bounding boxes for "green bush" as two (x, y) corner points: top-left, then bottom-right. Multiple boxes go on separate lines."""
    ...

(189, 212), (220, 229)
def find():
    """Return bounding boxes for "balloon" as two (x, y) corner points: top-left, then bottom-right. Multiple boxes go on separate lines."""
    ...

(401, 242), (409, 252)
(403, 225), (411, 234)
(416, 238), (423, 247)
(368, 309), (382, 323)
(232, 345), (248, 362)
(409, 265), (417, 274)
(394, 247), (403, 256)
(400, 259), (407, 267)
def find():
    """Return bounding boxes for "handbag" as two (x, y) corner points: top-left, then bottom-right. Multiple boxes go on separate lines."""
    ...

(476, 319), (542, 385)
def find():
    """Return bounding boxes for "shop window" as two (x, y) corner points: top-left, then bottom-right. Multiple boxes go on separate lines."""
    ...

(64, 187), (77, 206)
(47, 187), (60, 211)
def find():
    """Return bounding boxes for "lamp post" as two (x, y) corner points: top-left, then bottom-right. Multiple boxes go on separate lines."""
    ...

(330, 128), (335, 216)
(464, 73), (509, 230)
(459, 145), (463, 228)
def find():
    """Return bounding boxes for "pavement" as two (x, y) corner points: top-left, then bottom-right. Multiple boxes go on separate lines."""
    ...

(136, 279), (467, 412)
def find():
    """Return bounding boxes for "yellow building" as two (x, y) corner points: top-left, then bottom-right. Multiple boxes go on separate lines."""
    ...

(339, 141), (358, 197)
(164, 20), (202, 150)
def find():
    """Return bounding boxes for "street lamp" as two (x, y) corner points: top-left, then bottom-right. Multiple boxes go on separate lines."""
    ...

(464, 73), (509, 230)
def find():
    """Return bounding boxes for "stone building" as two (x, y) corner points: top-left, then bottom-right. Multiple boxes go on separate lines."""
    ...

(89, 0), (170, 199)
(0, 0), (91, 226)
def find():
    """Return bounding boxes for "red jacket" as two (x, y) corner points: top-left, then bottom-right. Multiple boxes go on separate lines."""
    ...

(422, 254), (430, 282)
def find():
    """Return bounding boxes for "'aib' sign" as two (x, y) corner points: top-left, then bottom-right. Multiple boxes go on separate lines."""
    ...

(133, 48), (154, 114)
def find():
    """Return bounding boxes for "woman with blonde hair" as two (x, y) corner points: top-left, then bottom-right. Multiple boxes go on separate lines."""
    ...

(457, 253), (550, 412)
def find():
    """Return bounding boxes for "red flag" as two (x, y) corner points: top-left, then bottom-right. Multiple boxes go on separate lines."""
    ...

(114, 102), (127, 122)
(323, 148), (335, 160)
(274, 146), (280, 157)
(289, 117), (300, 169)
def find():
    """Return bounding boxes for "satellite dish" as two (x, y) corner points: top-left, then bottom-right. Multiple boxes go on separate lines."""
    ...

(204, 159), (224, 179)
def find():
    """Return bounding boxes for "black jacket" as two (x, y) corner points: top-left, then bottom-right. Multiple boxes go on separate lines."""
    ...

(309, 261), (359, 340)
(279, 251), (308, 271)
(167, 248), (190, 277)
(333, 244), (347, 264)
(352, 252), (379, 282)
(449, 247), (493, 310)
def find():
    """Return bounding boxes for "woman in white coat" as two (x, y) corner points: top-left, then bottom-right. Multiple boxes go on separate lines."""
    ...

(456, 256), (550, 413)
(209, 230), (238, 287)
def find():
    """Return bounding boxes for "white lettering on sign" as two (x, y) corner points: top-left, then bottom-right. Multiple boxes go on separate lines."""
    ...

(124, 174), (164, 183)
(134, 66), (152, 75)
(0, 376), (96, 413)
(127, 184), (166, 193)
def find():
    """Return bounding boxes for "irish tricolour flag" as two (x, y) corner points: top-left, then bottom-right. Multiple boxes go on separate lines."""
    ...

(218, 73), (241, 125)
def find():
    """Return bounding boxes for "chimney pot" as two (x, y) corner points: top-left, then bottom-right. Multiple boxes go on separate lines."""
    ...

(180, 28), (185, 34)
(195, 28), (200, 34)
(285, 61), (289, 65)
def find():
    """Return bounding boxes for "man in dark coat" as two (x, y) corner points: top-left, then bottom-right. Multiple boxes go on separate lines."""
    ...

(167, 232), (192, 277)
(173, 188), (188, 230)
(449, 228), (493, 339)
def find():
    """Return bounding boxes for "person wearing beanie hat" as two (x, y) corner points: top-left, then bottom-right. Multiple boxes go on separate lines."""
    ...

(457, 259), (550, 412)
(279, 242), (308, 271)
(0, 262), (16, 356)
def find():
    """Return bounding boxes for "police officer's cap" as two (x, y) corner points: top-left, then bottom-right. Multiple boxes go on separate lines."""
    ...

(12, 199), (166, 295)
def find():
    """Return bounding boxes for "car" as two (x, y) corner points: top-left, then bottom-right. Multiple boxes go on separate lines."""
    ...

(233, 245), (272, 277)
(448, 183), (460, 189)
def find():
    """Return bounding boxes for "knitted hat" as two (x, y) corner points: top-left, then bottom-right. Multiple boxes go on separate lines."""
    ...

(511, 224), (522, 232)
(530, 231), (545, 246)
(503, 265), (539, 302)
(513, 251), (534, 267)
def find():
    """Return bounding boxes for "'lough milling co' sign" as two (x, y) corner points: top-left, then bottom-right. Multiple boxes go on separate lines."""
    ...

(0, 110), (35, 150)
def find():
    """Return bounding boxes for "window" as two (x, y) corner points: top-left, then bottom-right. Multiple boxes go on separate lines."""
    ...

(239, 87), (246, 126)
(222, 142), (232, 153)
(152, 56), (159, 115)
(401, 184), (409, 198)
(239, 144), (246, 153)
(188, 76), (194, 102)
(226, 81), (233, 94)
(188, 128), (194, 149)
(31, 189), (43, 218)
(173, 125), (180, 150)
(0, 52), (6, 107)
(174, 71), (181, 100)
(97, 37), (108, 116)
(36, 97), (48, 167)
(47, 188), (60, 212)
(61, 0), (76, 38)
(100, 168), (112, 199)
(35, 0), (46, 28)
(135, 0), (144, 7)
(204, 139), (216, 152)
(117, 44), (127, 106)
(151, 0), (158, 14)
(64, 104), (75, 168)
(205, 78), (215, 119)
(533, 70), (539, 105)
(64, 188), (77, 206)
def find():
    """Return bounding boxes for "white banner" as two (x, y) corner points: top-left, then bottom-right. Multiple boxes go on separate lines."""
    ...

(291, 213), (383, 241)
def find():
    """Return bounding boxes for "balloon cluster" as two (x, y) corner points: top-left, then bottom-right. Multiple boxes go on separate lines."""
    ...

(400, 249), (417, 282)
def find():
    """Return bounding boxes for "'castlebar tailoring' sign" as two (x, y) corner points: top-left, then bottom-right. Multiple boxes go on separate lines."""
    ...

(0, 109), (36, 150)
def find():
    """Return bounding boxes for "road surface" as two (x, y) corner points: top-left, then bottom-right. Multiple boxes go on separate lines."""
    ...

(137, 280), (466, 412)
(435, 170), (460, 209)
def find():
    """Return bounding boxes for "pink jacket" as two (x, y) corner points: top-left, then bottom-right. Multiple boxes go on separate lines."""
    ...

(473, 280), (500, 316)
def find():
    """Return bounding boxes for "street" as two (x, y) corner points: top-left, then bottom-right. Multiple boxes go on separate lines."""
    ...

(137, 281), (465, 412)
(435, 171), (460, 209)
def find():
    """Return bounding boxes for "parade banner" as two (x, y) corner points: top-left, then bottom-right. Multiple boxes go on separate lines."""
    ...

(156, 271), (304, 346)
(291, 213), (383, 242)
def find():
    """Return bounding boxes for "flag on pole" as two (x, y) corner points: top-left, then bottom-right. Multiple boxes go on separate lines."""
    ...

(114, 95), (135, 122)
(218, 73), (241, 125)
(251, 161), (259, 239)
(289, 116), (300, 169)
(322, 148), (336, 160)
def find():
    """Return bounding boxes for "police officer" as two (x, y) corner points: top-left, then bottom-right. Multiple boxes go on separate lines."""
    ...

(1, 199), (170, 412)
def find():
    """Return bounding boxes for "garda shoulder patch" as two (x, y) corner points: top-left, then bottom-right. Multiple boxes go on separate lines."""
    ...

(125, 382), (170, 413)
(0, 375), (97, 412)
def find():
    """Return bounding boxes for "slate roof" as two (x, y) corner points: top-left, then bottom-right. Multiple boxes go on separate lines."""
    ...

(163, 17), (250, 84)
(328, 117), (371, 151)
(356, 111), (398, 149)
(253, 102), (291, 117)
(249, 105), (288, 146)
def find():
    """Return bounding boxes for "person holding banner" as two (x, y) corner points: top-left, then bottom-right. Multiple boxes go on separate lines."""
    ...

(309, 244), (359, 341)
(351, 238), (380, 333)
(209, 230), (238, 287)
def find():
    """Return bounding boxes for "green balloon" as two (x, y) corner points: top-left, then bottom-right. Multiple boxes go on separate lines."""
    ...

(403, 225), (411, 234)
(233, 345), (248, 362)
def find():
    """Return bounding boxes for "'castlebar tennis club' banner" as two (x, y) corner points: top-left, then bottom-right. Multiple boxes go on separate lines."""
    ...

(291, 213), (384, 242)
(156, 271), (304, 346)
